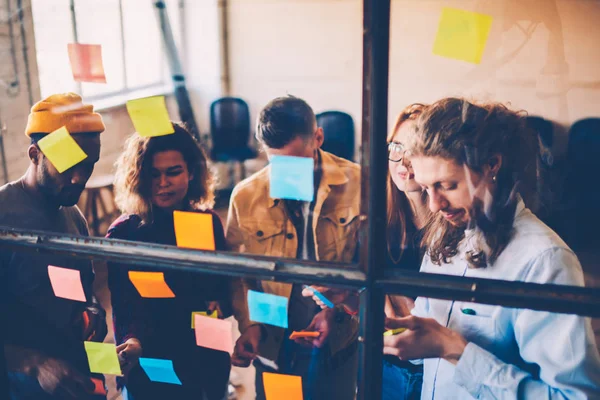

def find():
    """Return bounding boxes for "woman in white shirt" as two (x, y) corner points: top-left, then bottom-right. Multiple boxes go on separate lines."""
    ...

(383, 97), (600, 399)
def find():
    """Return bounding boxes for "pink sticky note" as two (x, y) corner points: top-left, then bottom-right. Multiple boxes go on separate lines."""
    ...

(67, 43), (107, 83)
(194, 314), (233, 354)
(48, 265), (86, 302)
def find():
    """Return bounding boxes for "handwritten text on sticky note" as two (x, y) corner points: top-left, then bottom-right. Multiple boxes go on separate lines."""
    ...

(432, 7), (493, 64)
(48, 265), (86, 302)
(126, 96), (174, 137)
(194, 314), (233, 354)
(139, 358), (182, 385)
(37, 126), (88, 174)
(84, 342), (122, 376)
(263, 372), (303, 400)
(248, 290), (288, 329)
(128, 271), (175, 298)
(67, 43), (107, 83)
(173, 211), (215, 251)
(269, 155), (314, 202)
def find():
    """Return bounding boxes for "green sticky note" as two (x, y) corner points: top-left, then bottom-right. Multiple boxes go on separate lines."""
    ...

(432, 7), (493, 64)
(37, 126), (88, 173)
(126, 96), (175, 137)
(84, 341), (122, 375)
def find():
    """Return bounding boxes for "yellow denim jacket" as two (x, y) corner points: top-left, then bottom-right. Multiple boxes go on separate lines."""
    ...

(226, 150), (361, 361)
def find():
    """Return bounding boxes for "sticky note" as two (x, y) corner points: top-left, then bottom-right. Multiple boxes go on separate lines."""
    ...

(432, 7), (493, 64)
(126, 96), (175, 137)
(194, 314), (233, 354)
(37, 126), (87, 174)
(90, 378), (107, 396)
(263, 372), (303, 400)
(139, 358), (182, 385)
(303, 285), (334, 308)
(383, 328), (407, 336)
(128, 271), (175, 298)
(67, 43), (107, 83)
(47, 265), (87, 302)
(269, 155), (314, 202)
(84, 342), (122, 376)
(173, 211), (215, 250)
(191, 310), (218, 328)
(289, 331), (320, 340)
(248, 290), (288, 329)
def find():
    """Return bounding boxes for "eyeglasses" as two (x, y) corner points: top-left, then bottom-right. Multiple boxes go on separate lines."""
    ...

(388, 142), (405, 162)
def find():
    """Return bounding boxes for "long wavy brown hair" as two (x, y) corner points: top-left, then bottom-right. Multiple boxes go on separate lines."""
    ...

(409, 98), (539, 268)
(386, 103), (428, 264)
(113, 123), (215, 222)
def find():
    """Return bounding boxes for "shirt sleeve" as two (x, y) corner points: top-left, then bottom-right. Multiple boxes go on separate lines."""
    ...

(453, 248), (600, 399)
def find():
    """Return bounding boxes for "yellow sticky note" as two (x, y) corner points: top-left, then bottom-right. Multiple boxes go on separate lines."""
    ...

(263, 372), (303, 400)
(173, 211), (216, 251)
(126, 96), (175, 137)
(191, 310), (218, 329)
(84, 341), (122, 376)
(37, 126), (87, 173)
(383, 328), (406, 336)
(432, 7), (493, 64)
(128, 271), (175, 298)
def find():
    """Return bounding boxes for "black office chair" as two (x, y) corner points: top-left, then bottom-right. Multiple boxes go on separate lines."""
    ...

(559, 118), (600, 249)
(525, 116), (554, 167)
(316, 111), (355, 162)
(210, 97), (257, 181)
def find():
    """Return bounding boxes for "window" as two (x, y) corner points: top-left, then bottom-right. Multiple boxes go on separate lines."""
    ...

(31, 0), (183, 101)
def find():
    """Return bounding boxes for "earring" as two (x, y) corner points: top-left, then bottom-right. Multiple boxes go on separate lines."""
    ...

(492, 175), (497, 182)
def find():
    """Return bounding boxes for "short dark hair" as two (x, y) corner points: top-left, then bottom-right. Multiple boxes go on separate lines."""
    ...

(255, 96), (316, 149)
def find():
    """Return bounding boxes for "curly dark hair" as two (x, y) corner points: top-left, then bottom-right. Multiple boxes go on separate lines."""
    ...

(113, 123), (215, 222)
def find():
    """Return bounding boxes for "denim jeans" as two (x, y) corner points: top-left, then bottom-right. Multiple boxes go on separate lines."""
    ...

(382, 361), (423, 400)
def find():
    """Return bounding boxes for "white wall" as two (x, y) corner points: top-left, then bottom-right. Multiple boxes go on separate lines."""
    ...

(226, 0), (600, 159)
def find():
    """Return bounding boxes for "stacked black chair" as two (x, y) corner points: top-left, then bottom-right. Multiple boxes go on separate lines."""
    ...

(316, 111), (355, 162)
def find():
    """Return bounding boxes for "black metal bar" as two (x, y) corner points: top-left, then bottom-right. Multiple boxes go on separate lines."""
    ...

(379, 271), (600, 318)
(0, 227), (365, 287)
(357, 0), (391, 398)
(153, 0), (201, 141)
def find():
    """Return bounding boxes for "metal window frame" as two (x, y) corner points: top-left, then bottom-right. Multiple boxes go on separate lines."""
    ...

(2, 0), (599, 399)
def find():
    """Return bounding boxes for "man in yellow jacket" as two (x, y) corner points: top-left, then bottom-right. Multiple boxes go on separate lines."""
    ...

(226, 96), (360, 400)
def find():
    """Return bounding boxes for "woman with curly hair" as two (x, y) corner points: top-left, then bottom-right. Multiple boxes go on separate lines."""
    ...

(106, 123), (231, 400)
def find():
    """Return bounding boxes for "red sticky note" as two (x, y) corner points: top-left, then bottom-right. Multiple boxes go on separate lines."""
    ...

(173, 211), (215, 250)
(128, 271), (175, 298)
(67, 43), (107, 83)
(263, 372), (303, 400)
(47, 265), (86, 302)
(194, 314), (233, 354)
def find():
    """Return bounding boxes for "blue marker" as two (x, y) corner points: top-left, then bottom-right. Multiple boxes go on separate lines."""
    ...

(303, 285), (335, 308)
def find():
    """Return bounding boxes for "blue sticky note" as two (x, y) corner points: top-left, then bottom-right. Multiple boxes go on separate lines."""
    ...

(139, 358), (182, 385)
(248, 290), (289, 328)
(303, 285), (335, 308)
(269, 155), (314, 202)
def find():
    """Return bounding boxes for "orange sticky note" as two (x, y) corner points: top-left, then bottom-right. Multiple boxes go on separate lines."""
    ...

(128, 271), (175, 298)
(47, 265), (87, 302)
(37, 126), (88, 174)
(289, 331), (320, 340)
(191, 310), (218, 329)
(194, 314), (233, 354)
(263, 372), (303, 400)
(67, 43), (107, 83)
(173, 211), (215, 250)
(90, 378), (107, 395)
(126, 96), (175, 137)
(432, 7), (493, 64)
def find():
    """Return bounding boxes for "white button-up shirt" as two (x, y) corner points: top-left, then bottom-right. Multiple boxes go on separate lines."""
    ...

(413, 200), (600, 399)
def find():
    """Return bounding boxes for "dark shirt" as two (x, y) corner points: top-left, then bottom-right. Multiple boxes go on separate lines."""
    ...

(0, 181), (94, 373)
